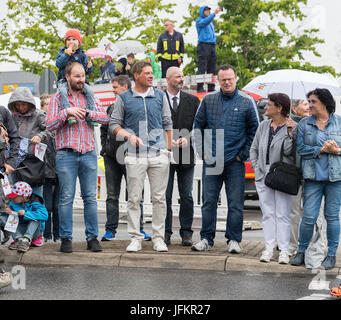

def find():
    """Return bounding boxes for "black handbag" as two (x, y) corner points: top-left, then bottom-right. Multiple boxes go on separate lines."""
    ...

(264, 139), (302, 195)
(15, 153), (45, 187)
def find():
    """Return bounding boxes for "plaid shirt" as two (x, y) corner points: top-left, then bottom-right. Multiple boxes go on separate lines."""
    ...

(46, 91), (109, 154)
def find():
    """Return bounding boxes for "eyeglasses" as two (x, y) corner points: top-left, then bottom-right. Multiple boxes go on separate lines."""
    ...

(218, 78), (236, 83)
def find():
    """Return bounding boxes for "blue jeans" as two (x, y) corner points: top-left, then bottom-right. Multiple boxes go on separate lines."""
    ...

(200, 160), (245, 246)
(298, 180), (341, 256)
(103, 155), (144, 234)
(43, 178), (60, 240)
(56, 150), (98, 241)
(165, 164), (194, 238)
(13, 220), (40, 242)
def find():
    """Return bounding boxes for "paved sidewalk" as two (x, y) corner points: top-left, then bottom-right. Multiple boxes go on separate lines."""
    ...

(2, 239), (340, 276)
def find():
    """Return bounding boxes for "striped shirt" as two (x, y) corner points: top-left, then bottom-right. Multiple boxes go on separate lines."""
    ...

(46, 91), (109, 154)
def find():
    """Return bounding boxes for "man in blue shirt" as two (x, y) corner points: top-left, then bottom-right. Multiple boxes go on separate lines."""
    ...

(196, 6), (221, 92)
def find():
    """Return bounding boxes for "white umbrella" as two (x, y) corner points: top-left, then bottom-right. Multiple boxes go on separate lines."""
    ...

(243, 69), (341, 99)
(114, 40), (146, 56)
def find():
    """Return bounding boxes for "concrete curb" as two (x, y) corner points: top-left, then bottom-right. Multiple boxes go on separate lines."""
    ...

(2, 241), (341, 275)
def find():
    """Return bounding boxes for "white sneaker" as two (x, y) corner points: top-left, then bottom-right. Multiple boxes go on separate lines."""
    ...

(260, 249), (273, 262)
(228, 240), (241, 254)
(191, 239), (212, 251)
(278, 250), (290, 264)
(0, 271), (13, 289)
(153, 239), (168, 252)
(126, 239), (142, 252)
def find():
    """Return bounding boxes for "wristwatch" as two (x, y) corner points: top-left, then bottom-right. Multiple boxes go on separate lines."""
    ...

(337, 148), (341, 156)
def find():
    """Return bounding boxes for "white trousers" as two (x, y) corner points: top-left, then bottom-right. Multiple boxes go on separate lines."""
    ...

(256, 169), (293, 251)
(125, 154), (169, 241)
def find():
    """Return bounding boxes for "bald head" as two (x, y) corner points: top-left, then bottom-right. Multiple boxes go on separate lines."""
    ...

(166, 67), (184, 94)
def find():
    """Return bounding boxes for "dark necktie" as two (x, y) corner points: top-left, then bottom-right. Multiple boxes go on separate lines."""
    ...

(172, 96), (178, 113)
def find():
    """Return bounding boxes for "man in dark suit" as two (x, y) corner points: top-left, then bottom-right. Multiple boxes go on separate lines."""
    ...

(164, 67), (200, 246)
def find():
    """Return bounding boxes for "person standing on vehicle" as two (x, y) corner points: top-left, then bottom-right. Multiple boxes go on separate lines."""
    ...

(157, 20), (185, 79)
(164, 67), (200, 246)
(47, 61), (109, 254)
(192, 64), (259, 253)
(109, 61), (173, 253)
(195, 6), (221, 92)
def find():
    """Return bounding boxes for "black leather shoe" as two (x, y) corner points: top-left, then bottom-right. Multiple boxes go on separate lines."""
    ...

(181, 235), (193, 246)
(87, 238), (102, 252)
(60, 239), (72, 253)
(164, 234), (171, 246)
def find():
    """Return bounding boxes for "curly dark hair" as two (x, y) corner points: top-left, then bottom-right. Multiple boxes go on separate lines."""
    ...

(307, 88), (335, 114)
(268, 93), (291, 117)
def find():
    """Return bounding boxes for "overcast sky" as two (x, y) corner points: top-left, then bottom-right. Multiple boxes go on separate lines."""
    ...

(0, 0), (340, 81)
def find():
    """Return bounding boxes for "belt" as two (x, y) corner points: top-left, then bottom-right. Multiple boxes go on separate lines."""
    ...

(59, 148), (80, 153)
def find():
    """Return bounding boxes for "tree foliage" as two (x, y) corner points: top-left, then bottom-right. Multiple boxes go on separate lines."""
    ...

(0, 0), (174, 80)
(181, 0), (336, 88)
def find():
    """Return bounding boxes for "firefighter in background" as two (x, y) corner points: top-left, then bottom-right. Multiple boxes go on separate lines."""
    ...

(157, 20), (185, 78)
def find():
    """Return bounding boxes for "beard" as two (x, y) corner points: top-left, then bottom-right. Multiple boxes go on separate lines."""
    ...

(173, 81), (184, 91)
(69, 79), (84, 92)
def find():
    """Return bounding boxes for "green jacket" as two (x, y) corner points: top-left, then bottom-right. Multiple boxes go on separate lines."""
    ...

(147, 52), (162, 79)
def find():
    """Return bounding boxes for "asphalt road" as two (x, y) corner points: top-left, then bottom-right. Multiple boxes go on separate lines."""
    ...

(0, 264), (339, 302)
(2, 205), (340, 303)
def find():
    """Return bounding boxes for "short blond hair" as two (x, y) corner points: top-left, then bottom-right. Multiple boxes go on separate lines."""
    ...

(40, 93), (51, 107)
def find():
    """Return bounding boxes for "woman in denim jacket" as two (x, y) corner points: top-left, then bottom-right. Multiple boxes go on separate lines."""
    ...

(291, 88), (341, 270)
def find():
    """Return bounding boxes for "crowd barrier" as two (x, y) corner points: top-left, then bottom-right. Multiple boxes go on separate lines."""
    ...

(73, 161), (230, 219)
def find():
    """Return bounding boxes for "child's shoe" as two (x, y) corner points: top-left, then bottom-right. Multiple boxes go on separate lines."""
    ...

(85, 117), (98, 126)
(8, 241), (17, 250)
(31, 236), (43, 247)
(67, 116), (77, 125)
(17, 239), (30, 253)
(68, 119), (77, 125)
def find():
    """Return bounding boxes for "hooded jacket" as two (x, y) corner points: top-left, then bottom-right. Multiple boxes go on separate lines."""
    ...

(115, 57), (127, 76)
(147, 52), (162, 79)
(8, 87), (47, 156)
(0, 105), (20, 169)
(9, 192), (48, 231)
(196, 6), (217, 44)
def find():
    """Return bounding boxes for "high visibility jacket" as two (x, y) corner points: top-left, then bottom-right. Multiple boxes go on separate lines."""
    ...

(157, 30), (185, 61)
